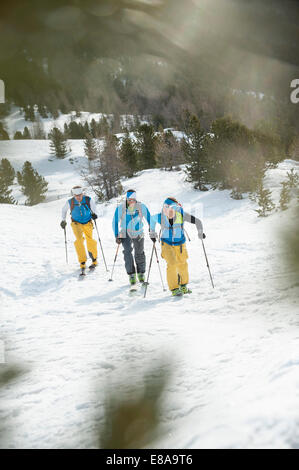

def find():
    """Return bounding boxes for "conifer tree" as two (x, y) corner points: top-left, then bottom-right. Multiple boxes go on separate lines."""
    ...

(279, 181), (291, 211)
(83, 121), (90, 137)
(22, 126), (31, 139)
(135, 124), (157, 170)
(0, 121), (9, 140)
(119, 131), (138, 177)
(183, 115), (210, 191)
(24, 105), (35, 122)
(17, 161), (48, 205)
(84, 133), (97, 160)
(279, 169), (299, 211)
(49, 127), (68, 159)
(286, 168), (299, 189)
(90, 118), (98, 138)
(63, 123), (70, 139)
(0, 158), (15, 185)
(13, 131), (23, 140)
(0, 175), (15, 203)
(251, 182), (275, 217)
(37, 104), (48, 118)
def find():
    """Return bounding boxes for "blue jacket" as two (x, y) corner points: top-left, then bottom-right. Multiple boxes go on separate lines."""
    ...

(68, 196), (92, 224)
(151, 205), (185, 246)
(113, 201), (152, 238)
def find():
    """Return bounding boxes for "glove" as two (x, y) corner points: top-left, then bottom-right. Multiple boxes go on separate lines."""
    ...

(198, 231), (206, 240)
(149, 231), (157, 243)
(91, 213), (98, 220)
(60, 220), (67, 229)
(116, 237), (122, 245)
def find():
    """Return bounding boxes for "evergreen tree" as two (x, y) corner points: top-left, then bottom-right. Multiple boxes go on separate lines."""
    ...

(83, 121), (90, 137)
(135, 124), (157, 170)
(63, 123), (70, 139)
(279, 169), (299, 211)
(84, 133), (97, 160)
(279, 181), (291, 211)
(13, 131), (23, 140)
(0, 175), (15, 204)
(250, 182), (275, 217)
(207, 116), (275, 197)
(285, 168), (299, 189)
(24, 105), (35, 122)
(0, 121), (9, 140)
(68, 121), (80, 139)
(0, 158), (15, 185)
(37, 104), (48, 118)
(49, 127), (68, 159)
(17, 161), (48, 205)
(90, 118), (98, 138)
(22, 126), (31, 139)
(183, 115), (210, 191)
(119, 131), (138, 177)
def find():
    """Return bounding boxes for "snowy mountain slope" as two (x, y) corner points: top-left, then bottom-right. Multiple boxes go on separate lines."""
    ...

(0, 142), (299, 448)
(3, 107), (155, 139)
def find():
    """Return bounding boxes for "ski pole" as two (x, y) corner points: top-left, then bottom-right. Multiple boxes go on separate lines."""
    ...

(153, 244), (166, 292)
(143, 243), (155, 298)
(94, 219), (109, 272)
(63, 227), (68, 264)
(201, 239), (214, 288)
(184, 228), (191, 241)
(109, 243), (120, 281)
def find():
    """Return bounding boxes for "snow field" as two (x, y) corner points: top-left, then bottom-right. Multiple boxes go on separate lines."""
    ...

(0, 139), (298, 448)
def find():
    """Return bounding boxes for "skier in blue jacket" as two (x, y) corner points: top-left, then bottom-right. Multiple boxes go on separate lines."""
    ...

(112, 189), (156, 285)
(60, 185), (98, 272)
(151, 197), (205, 296)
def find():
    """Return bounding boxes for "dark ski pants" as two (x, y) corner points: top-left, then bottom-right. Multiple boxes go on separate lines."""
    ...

(121, 236), (146, 275)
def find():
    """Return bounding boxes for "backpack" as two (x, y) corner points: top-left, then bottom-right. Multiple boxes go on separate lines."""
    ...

(70, 196), (92, 223)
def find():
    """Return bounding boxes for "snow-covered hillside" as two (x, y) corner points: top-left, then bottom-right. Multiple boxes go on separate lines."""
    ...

(3, 107), (158, 140)
(0, 138), (299, 449)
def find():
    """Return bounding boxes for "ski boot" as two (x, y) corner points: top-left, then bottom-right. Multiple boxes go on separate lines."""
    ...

(137, 273), (145, 283)
(129, 273), (137, 286)
(180, 284), (192, 294)
(171, 288), (183, 297)
(89, 259), (98, 271)
(79, 262), (86, 278)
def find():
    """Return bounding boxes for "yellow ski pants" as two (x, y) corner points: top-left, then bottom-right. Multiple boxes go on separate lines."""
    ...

(71, 221), (98, 266)
(161, 242), (189, 291)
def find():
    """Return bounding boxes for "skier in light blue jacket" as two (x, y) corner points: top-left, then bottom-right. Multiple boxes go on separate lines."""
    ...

(112, 189), (156, 286)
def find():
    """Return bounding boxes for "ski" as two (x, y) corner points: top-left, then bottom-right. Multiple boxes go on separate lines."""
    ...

(128, 281), (148, 296)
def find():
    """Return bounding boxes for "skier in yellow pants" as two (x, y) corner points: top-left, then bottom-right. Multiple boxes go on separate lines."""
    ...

(150, 197), (205, 297)
(60, 186), (98, 273)
(161, 241), (189, 292)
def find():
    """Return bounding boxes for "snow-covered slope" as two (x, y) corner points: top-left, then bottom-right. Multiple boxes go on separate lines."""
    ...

(3, 107), (156, 139)
(0, 140), (298, 448)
